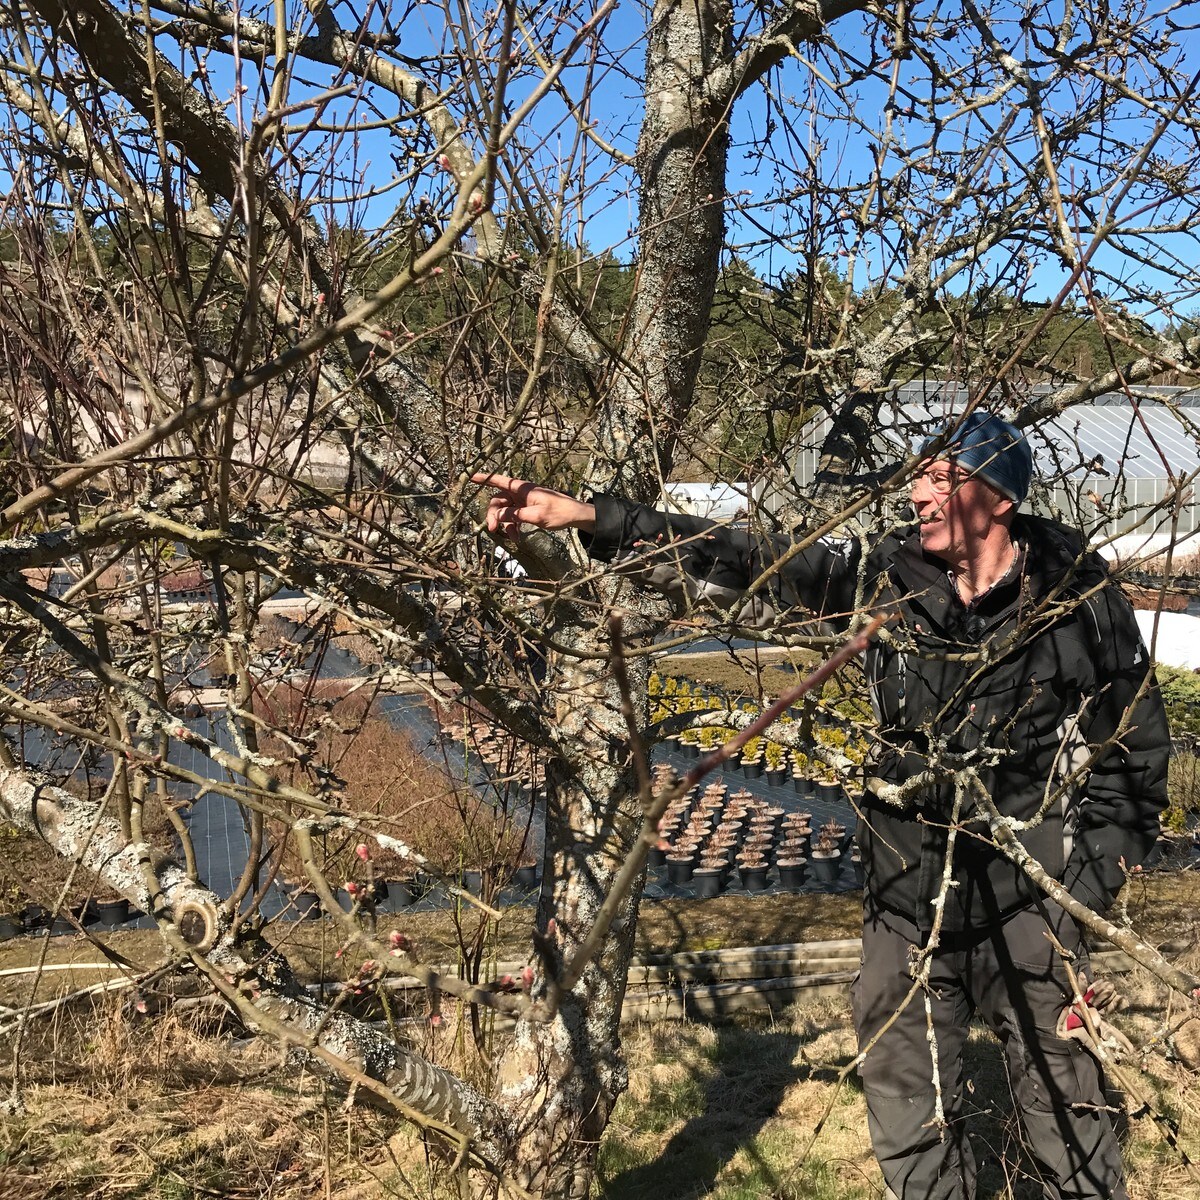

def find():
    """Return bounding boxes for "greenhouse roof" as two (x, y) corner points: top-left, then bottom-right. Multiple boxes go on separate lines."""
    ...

(884, 383), (1200, 482)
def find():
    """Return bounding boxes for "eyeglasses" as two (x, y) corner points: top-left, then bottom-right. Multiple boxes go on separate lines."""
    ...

(914, 466), (969, 495)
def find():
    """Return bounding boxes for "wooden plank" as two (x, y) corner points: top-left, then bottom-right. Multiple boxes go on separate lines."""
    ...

(622, 970), (860, 1022)
(377, 945), (1137, 1005)
(638, 938), (862, 967)
(627, 956), (857, 985)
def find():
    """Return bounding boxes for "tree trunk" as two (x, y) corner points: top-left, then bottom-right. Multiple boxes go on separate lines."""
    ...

(488, 5), (739, 1192)
(595, 0), (734, 497)
(492, 621), (647, 1198)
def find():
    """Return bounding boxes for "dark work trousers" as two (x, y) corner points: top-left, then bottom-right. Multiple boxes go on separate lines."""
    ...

(851, 900), (1127, 1200)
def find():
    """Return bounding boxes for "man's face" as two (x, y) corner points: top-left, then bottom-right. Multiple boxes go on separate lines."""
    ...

(911, 460), (1010, 565)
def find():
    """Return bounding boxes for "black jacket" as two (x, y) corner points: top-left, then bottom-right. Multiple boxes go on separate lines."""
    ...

(587, 497), (1170, 932)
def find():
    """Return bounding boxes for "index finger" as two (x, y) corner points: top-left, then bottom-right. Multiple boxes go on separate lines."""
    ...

(471, 471), (520, 492)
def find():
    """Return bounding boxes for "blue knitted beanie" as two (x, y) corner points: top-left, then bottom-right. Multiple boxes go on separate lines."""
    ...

(920, 410), (1033, 504)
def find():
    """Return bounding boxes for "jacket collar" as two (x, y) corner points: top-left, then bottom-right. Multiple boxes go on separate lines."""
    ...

(886, 514), (1105, 601)
(881, 514), (1107, 636)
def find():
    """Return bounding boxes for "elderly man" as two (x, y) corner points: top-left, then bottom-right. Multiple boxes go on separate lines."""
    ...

(474, 409), (1168, 1199)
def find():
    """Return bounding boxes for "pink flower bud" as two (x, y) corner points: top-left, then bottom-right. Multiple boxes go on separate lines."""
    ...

(521, 965), (534, 991)
(346, 881), (359, 895)
(437, 154), (451, 170)
(361, 960), (376, 973)
(355, 843), (370, 860)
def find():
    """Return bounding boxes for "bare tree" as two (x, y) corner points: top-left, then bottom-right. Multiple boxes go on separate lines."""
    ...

(1, 0), (1199, 1193)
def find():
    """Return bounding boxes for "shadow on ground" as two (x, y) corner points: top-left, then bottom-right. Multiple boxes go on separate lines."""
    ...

(598, 1017), (1130, 1200)
(598, 1023), (858, 1199)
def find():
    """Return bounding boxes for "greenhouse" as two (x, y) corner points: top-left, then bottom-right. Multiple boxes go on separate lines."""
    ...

(789, 382), (1200, 539)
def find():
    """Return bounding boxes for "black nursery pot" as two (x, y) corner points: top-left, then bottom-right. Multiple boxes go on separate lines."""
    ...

(809, 853), (842, 886)
(666, 855), (696, 885)
(738, 863), (770, 892)
(381, 880), (414, 911)
(96, 898), (131, 927)
(776, 860), (808, 890)
(513, 864), (539, 890)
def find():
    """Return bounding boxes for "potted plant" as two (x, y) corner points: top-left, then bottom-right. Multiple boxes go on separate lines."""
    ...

(740, 737), (764, 779)
(779, 831), (810, 858)
(815, 775), (844, 805)
(49, 907), (76, 937)
(692, 858), (725, 899)
(794, 770), (814, 797)
(290, 887), (321, 920)
(764, 742), (788, 788)
(809, 831), (843, 886)
(736, 851), (770, 892)
(744, 832), (774, 858)
(95, 888), (132, 928)
(371, 849), (416, 911)
(776, 855), (808, 890)
(665, 845), (697, 885)
(819, 818), (850, 853)
(653, 761), (680, 790)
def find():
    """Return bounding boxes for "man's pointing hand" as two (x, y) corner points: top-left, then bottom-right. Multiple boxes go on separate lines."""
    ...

(471, 472), (596, 537)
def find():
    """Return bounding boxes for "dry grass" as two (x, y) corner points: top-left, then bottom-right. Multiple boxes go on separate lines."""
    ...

(0, 996), (408, 1200)
(254, 689), (534, 891)
(664, 650), (823, 705)
(0, 788), (183, 921)
(2, 879), (1199, 1198)
(599, 1001), (877, 1199)
(604, 986), (1200, 1200)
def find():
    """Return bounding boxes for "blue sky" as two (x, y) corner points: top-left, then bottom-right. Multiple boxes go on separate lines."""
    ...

(136, 0), (1200, 320)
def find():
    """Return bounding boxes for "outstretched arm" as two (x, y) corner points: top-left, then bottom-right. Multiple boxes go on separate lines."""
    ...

(472, 472), (596, 537)
(472, 471), (860, 624)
